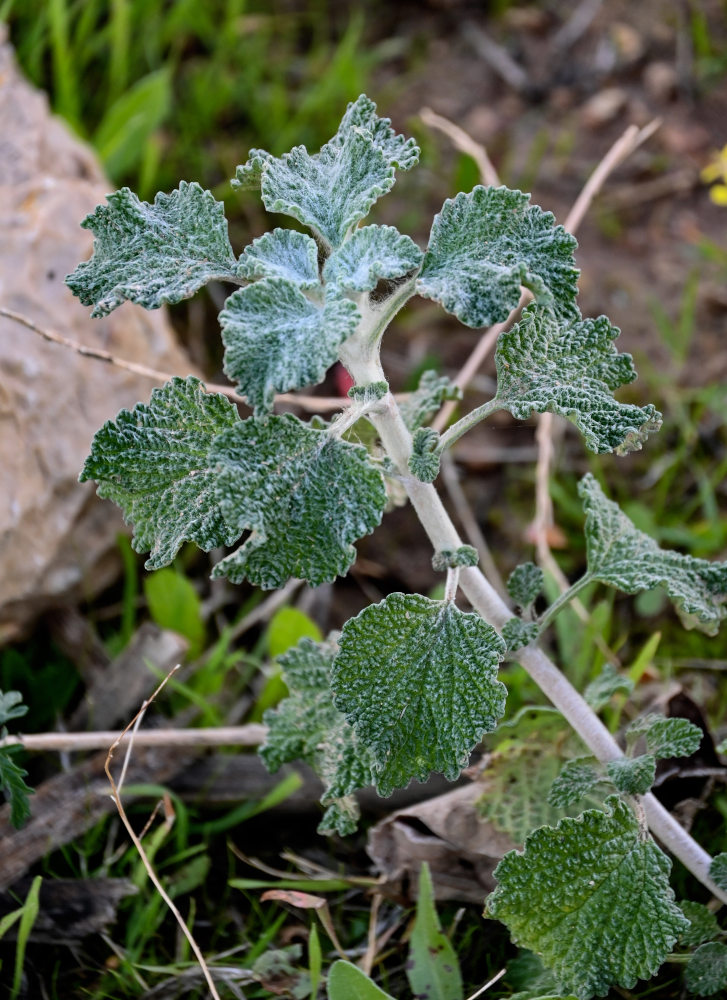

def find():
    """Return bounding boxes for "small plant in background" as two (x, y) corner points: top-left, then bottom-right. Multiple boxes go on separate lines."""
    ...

(67, 97), (727, 998)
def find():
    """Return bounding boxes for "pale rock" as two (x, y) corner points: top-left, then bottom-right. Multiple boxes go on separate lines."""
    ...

(0, 32), (197, 638)
(580, 87), (629, 129)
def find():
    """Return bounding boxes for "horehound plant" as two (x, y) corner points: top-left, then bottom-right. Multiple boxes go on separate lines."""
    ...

(68, 97), (727, 998)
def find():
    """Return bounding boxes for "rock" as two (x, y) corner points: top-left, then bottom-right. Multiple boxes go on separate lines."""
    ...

(580, 87), (630, 129)
(0, 31), (196, 638)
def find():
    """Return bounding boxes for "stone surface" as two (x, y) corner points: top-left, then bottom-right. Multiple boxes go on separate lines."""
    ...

(0, 32), (195, 637)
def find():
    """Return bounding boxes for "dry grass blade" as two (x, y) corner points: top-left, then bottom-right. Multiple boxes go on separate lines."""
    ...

(419, 107), (500, 187)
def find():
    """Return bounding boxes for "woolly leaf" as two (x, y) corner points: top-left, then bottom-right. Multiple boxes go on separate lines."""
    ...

(237, 229), (320, 288)
(685, 942), (727, 996)
(584, 663), (634, 711)
(327, 961), (396, 1000)
(80, 377), (241, 569)
(236, 96), (419, 249)
(487, 796), (689, 998)
(628, 716), (703, 759)
(710, 853), (727, 892)
(678, 901), (720, 947)
(407, 863), (463, 1000)
(0, 747), (33, 829)
(417, 186), (579, 328)
(431, 546), (479, 571)
(232, 148), (274, 190)
(0, 691), (28, 727)
(66, 182), (238, 316)
(220, 279), (359, 415)
(323, 224), (422, 292)
(409, 427), (441, 482)
(606, 754), (656, 796)
(502, 618), (540, 652)
(400, 370), (462, 433)
(548, 758), (602, 809)
(210, 414), (386, 589)
(332, 593), (506, 796)
(507, 563), (544, 609)
(494, 306), (661, 455)
(579, 473), (727, 635)
(260, 637), (375, 836)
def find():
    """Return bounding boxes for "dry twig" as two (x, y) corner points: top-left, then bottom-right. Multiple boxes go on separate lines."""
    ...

(1, 724), (266, 753)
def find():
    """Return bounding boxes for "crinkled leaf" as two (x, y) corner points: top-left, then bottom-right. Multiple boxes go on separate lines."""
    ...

(606, 754), (656, 796)
(210, 414), (386, 589)
(678, 901), (720, 947)
(584, 663), (634, 711)
(232, 148), (274, 190)
(685, 942), (727, 997)
(327, 960), (396, 1000)
(400, 370), (462, 433)
(323, 224), (422, 292)
(407, 862), (463, 1000)
(220, 278), (359, 415)
(494, 306), (661, 455)
(548, 757), (602, 809)
(237, 229), (321, 288)
(66, 182), (237, 316)
(260, 637), (375, 836)
(0, 691), (28, 727)
(479, 708), (591, 844)
(0, 747), (33, 829)
(432, 546), (479, 571)
(487, 796), (689, 998)
(507, 563), (545, 610)
(332, 593), (506, 796)
(80, 377), (241, 569)
(710, 853), (727, 892)
(579, 473), (727, 635)
(409, 426), (441, 482)
(236, 96), (419, 249)
(502, 618), (540, 652)
(417, 186), (579, 328)
(636, 716), (702, 759)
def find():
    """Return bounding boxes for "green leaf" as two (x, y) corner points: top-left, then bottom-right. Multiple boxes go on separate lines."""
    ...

(710, 853), (727, 892)
(327, 960), (396, 1000)
(678, 900), (720, 947)
(487, 797), (688, 998)
(417, 186), (579, 328)
(431, 546), (479, 571)
(407, 862), (463, 1000)
(0, 691), (28, 727)
(579, 473), (727, 635)
(548, 758), (602, 809)
(494, 306), (662, 455)
(409, 426), (441, 483)
(400, 370), (462, 433)
(0, 748), (33, 829)
(267, 607), (323, 660)
(232, 148), (274, 190)
(501, 618), (540, 652)
(333, 594), (506, 796)
(479, 708), (591, 843)
(93, 68), (171, 180)
(236, 95), (419, 250)
(606, 754), (656, 796)
(210, 414), (386, 590)
(143, 568), (205, 659)
(584, 663), (634, 711)
(80, 377), (241, 570)
(323, 224), (423, 292)
(261, 637), (375, 836)
(66, 183), (238, 316)
(507, 563), (544, 610)
(685, 942), (727, 996)
(633, 716), (703, 759)
(237, 229), (321, 288)
(220, 278), (359, 414)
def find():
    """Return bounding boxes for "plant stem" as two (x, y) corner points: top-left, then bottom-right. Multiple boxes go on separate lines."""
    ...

(537, 574), (594, 631)
(437, 398), (501, 453)
(358, 385), (727, 906)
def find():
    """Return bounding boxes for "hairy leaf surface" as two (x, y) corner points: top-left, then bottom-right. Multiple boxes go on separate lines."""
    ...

(237, 229), (320, 288)
(710, 853), (727, 892)
(80, 377), (241, 568)
(0, 748), (32, 829)
(66, 182), (238, 316)
(584, 664), (634, 711)
(333, 594), (506, 796)
(685, 942), (727, 996)
(234, 96), (419, 249)
(220, 278), (359, 414)
(211, 414), (386, 589)
(679, 901), (720, 947)
(606, 754), (656, 796)
(502, 618), (540, 652)
(579, 474), (727, 635)
(628, 715), (703, 759)
(417, 186), (579, 327)
(261, 637), (375, 835)
(487, 797), (688, 998)
(507, 562), (545, 610)
(494, 306), (661, 454)
(548, 758), (602, 809)
(323, 225), (422, 292)
(400, 370), (462, 432)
